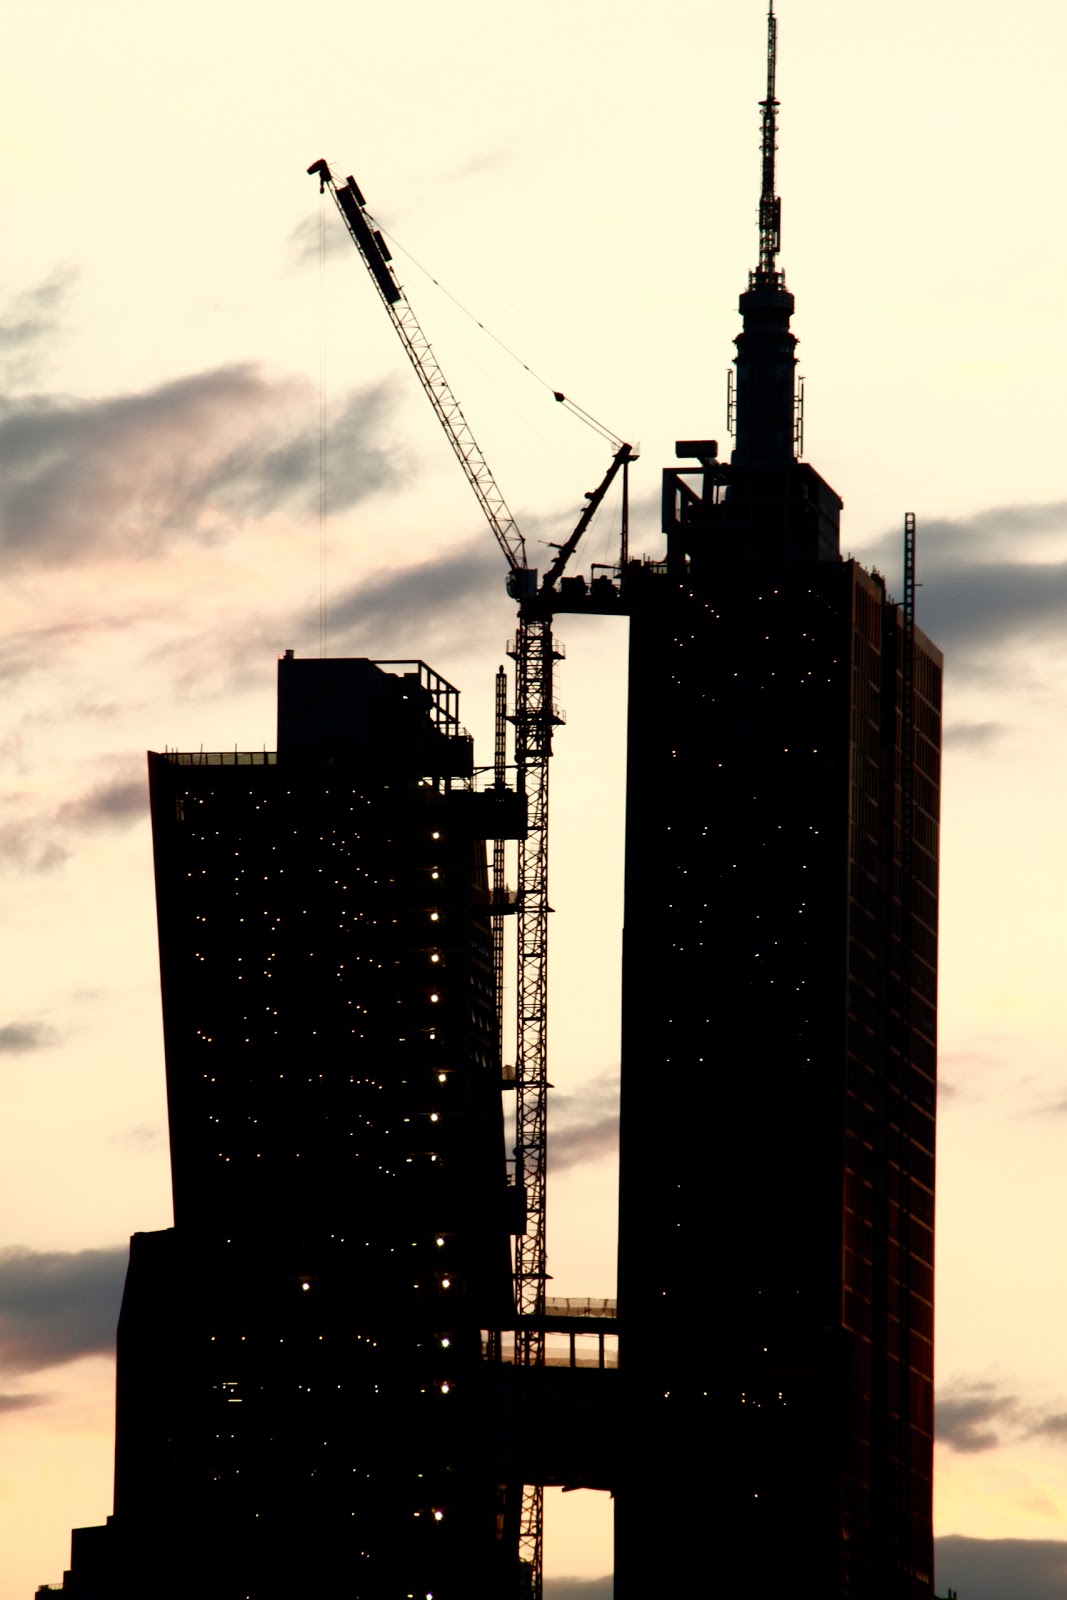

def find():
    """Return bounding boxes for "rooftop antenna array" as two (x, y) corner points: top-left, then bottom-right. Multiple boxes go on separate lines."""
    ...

(757, 1), (784, 285)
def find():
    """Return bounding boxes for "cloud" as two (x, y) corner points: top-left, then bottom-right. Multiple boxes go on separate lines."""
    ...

(0, 1391), (46, 1414)
(289, 211), (354, 267)
(855, 502), (1067, 668)
(544, 1542), (1067, 1600)
(0, 767), (149, 876)
(936, 1381), (1019, 1453)
(1026, 1412), (1067, 1442)
(936, 1537), (1067, 1600)
(544, 1582), (613, 1600)
(0, 267), (77, 385)
(1025, 1093), (1067, 1118)
(110, 1123), (163, 1150)
(56, 775), (146, 831)
(327, 537), (509, 650)
(921, 559), (1067, 657)
(0, 1021), (59, 1055)
(0, 1246), (127, 1378)
(0, 367), (399, 570)
(936, 1376), (1067, 1455)
(0, 818), (69, 874)
(943, 720), (1005, 749)
(0, 613), (149, 690)
(550, 1070), (619, 1173)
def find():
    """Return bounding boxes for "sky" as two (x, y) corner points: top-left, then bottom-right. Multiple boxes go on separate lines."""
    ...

(3, 0), (1067, 1594)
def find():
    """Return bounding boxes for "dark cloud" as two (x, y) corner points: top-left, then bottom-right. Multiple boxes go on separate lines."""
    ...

(0, 769), (147, 876)
(920, 559), (1067, 657)
(943, 720), (1005, 749)
(936, 1381), (1019, 1453)
(0, 1245), (126, 1377)
(0, 1391), (46, 1414)
(0, 267), (77, 385)
(0, 267), (76, 350)
(854, 502), (1067, 669)
(544, 1581), (612, 1600)
(323, 537), (513, 657)
(937, 1377), (1067, 1453)
(56, 775), (146, 831)
(137, 532), (513, 712)
(546, 1545), (1067, 1600)
(0, 367), (399, 569)
(550, 1071), (619, 1174)
(936, 1537), (1067, 1600)
(1026, 1412), (1067, 1442)
(0, 818), (69, 873)
(289, 212), (354, 267)
(0, 1021), (59, 1055)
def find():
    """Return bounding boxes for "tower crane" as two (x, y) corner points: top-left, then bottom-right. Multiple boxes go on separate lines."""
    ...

(308, 158), (633, 1598)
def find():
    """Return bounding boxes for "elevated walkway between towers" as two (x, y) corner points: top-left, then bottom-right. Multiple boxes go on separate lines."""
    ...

(483, 1300), (620, 1491)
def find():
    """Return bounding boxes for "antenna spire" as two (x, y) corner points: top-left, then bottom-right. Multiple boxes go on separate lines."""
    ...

(757, 1), (782, 282)
(731, 0), (798, 466)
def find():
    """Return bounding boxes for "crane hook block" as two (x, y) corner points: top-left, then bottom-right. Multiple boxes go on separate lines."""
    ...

(307, 158), (330, 193)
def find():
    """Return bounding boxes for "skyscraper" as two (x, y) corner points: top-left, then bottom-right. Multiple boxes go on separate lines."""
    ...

(52, 655), (527, 1598)
(612, 8), (940, 1595)
(43, 10), (941, 1595)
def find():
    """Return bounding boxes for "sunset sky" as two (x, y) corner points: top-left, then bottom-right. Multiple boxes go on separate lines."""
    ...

(4, 2), (1067, 1595)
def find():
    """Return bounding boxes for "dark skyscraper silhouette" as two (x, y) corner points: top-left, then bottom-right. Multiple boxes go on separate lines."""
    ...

(611, 6), (941, 1595)
(51, 657), (527, 1597)
(44, 8), (940, 1597)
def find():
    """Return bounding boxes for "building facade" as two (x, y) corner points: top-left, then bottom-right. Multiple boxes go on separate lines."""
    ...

(54, 656), (526, 1599)
(612, 39), (942, 1591)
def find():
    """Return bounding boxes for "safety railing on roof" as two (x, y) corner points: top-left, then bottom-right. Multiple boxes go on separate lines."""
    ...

(161, 750), (277, 766)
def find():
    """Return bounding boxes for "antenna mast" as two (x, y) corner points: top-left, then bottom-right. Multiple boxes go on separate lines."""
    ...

(758, 2), (783, 283)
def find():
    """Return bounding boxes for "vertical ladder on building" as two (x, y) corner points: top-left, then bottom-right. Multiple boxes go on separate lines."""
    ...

(493, 665), (509, 1074)
(897, 510), (918, 1561)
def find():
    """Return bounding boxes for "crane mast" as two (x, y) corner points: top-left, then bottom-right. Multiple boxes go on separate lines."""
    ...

(310, 159), (632, 1599)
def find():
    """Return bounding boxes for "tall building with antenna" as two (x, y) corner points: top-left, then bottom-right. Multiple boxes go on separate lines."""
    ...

(42, 7), (940, 1598)
(612, 5), (941, 1594)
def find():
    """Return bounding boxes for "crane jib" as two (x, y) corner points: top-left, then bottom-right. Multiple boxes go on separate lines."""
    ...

(335, 183), (401, 306)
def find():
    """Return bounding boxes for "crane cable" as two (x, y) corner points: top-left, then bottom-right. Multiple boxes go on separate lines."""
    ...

(318, 201), (329, 657)
(375, 223), (625, 450)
